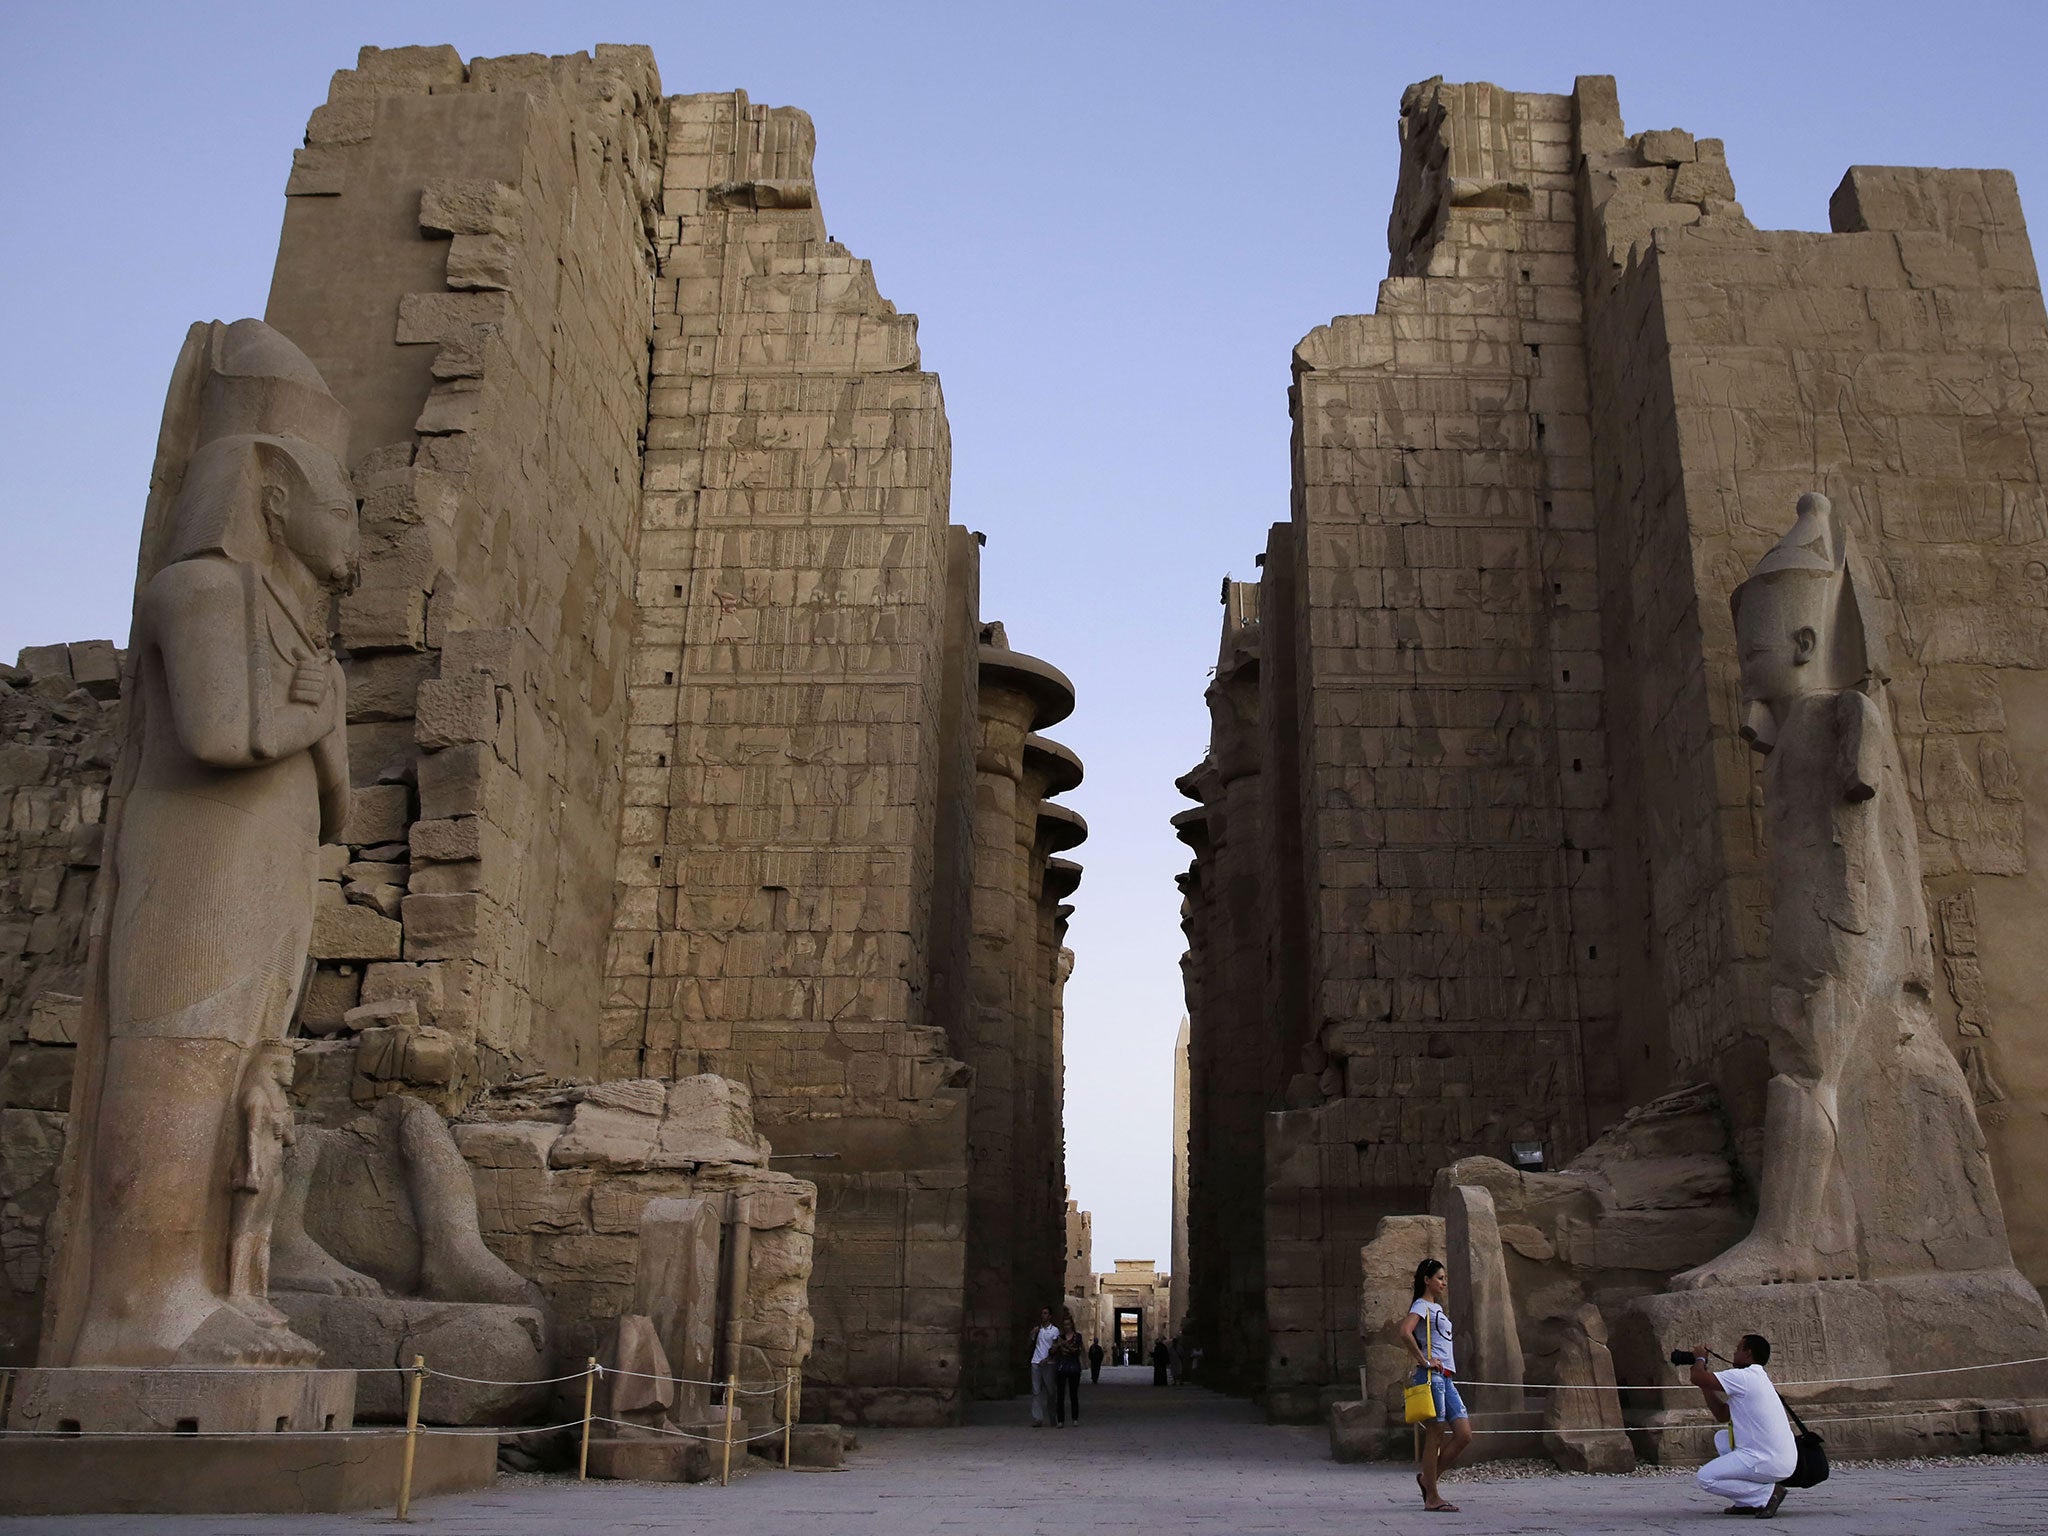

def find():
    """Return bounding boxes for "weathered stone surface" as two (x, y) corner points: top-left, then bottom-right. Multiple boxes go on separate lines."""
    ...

(1356, 1214), (1444, 1422)
(36, 320), (357, 1380)
(1179, 71), (2048, 1423)
(1540, 1304), (1632, 1472)
(311, 902), (404, 962)
(274, 1292), (547, 1423)
(1433, 1183), (1522, 1413)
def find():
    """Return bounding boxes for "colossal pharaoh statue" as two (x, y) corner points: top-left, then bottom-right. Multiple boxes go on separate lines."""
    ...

(1676, 493), (2014, 1288)
(42, 319), (358, 1368)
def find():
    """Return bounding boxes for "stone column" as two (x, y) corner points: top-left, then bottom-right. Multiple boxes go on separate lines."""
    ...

(962, 646), (1073, 1398)
(1028, 781), (1084, 1328)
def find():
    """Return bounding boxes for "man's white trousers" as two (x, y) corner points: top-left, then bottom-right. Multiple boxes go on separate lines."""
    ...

(1696, 1429), (1793, 1508)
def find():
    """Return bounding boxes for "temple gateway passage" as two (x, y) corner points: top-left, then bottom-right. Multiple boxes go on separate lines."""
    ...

(0, 45), (2045, 1516)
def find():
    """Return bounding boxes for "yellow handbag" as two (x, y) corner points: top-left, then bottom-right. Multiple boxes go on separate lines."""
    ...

(1402, 1309), (1437, 1424)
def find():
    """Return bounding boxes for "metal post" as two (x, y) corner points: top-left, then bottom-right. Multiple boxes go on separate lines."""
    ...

(578, 1356), (597, 1480)
(721, 1371), (738, 1486)
(783, 1366), (795, 1468)
(396, 1354), (425, 1521)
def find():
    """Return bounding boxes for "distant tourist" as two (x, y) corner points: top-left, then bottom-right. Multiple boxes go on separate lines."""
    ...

(1028, 1307), (1060, 1427)
(1400, 1257), (1473, 1513)
(1052, 1310), (1085, 1425)
(1087, 1337), (1104, 1383)
(1151, 1337), (1170, 1386)
(1688, 1335), (1798, 1517)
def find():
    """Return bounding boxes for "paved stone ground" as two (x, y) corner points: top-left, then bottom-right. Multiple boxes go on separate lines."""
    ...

(12, 1365), (2046, 1533)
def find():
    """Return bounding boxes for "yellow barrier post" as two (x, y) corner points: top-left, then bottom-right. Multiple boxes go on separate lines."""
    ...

(578, 1357), (597, 1480)
(783, 1367), (795, 1468)
(721, 1372), (738, 1486)
(396, 1354), (425, 1521)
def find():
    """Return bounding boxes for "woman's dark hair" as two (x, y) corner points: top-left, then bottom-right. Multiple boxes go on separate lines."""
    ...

(1411, 1258), (1445, 1301)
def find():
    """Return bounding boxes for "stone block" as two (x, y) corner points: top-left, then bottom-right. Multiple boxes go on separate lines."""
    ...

(401, 892), (484, 961)
(782, 1423), (846, 1468)
(297, 966), (362, 1035)
(15, 645), (71, 684)
(552, 1085), (663, 1170)
(339, 587), (426, 652)
(310, 903), (404, 962)
(25, 992), (79, 1044)
(657, 1074), (769, 1166)
(355, 1022), (458, 1086)
(0, 1431), (493, 1516)
(417, 743), (513, 821)
(1327, 1398), (1396, 1462)
(409, 817), (481, 863)
(453, 1120), (561, 1169)
(360, 961), (445, 1025)
(347, 784), (412, 847)
(65, 641), (121, 698)
(634, 1196), (721, 1414)
(0, 1043), (73, 1113)
(415, 673), (496, 751)
(585, 1431), (713, 1483)
(1637, 128), (1695, 165)
(272, 1293), (548, 1425)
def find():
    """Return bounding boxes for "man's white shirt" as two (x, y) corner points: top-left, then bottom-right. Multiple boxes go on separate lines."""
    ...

(1715, 1364), (1797, 1472)
(1031, 1324), (1060, 1365)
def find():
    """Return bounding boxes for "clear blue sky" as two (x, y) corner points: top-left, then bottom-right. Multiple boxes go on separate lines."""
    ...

(4, 2), (2043, 1270)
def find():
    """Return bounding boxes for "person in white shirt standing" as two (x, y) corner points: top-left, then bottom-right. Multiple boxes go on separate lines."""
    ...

(1689, 1333), (1798, 1518)
(1028, 1307), (1060, 1427)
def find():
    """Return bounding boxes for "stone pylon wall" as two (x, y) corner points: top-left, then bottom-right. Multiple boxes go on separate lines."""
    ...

(1180, 69), (2048, 1420)
(1259, 80), (1612, 1420)
(0, 48), (1087, 1418)
(594, 92), (1090, 1425)
(267, 45), (665, 1090)
(1175, 580), (1276, 1392)
(1571, 76), (2048, 1287)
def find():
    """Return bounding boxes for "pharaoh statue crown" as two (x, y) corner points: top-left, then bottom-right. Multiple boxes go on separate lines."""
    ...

(1730, 492), (1889, 692)
(136, 320), (350, 591)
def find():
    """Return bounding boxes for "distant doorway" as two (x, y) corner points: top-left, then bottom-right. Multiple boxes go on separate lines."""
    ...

(1113, 1306), (1143, 1364)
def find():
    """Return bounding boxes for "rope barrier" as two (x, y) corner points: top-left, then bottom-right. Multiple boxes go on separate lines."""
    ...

(1451, 1397), (2048, 1437)
(589, 1414), (790, 1447)
(1442, 1353), (2048, 1392)
(424, 1366), (597, 1387)
(592, 1362), (789, 1392)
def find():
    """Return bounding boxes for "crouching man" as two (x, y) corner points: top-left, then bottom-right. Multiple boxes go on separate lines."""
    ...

(1691, 1334), (1797, 1518)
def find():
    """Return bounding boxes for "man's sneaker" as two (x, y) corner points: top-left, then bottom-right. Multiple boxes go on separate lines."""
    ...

(1756, 1484), (1790, 1519)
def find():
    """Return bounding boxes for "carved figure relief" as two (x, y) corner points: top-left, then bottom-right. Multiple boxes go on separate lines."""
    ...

(43, 319), (358, 1366)
(1675, 494), (2014, 1289)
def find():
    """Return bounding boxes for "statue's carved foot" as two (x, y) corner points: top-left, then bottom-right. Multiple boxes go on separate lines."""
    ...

(174, 1300), (322, 1366)
(228, 1294), (291, 1329)
(1670, 1235), (1820, 1291)
(271, 1233), (385, 1298)
(419, 1234), (543, 1309)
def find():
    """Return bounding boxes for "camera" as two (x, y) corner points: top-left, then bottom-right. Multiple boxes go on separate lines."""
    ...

(1670, 1349), (1700, 1366)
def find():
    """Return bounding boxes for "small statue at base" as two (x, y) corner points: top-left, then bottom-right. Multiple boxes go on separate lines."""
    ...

(227, 1043), (297, 1319)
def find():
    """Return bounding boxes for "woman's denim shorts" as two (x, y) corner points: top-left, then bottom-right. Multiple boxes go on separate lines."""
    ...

(1409, 1366), (1468, 1422)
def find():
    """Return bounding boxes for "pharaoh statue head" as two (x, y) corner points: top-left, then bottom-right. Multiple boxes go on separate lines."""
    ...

(1728, 493), (1888, 752)
(139, 318), (358, 600)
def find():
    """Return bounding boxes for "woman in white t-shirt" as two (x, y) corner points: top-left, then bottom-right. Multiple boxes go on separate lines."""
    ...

(1398, 1258), (1474, 1513)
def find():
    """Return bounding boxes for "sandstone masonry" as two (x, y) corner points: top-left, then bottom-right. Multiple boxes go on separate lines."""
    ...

(1178, 76), (2048, 1422)
(0, 46), (1082, 1431)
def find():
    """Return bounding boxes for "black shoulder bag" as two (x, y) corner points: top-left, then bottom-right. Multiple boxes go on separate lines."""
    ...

(1781, 1402), (1829, 1488)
